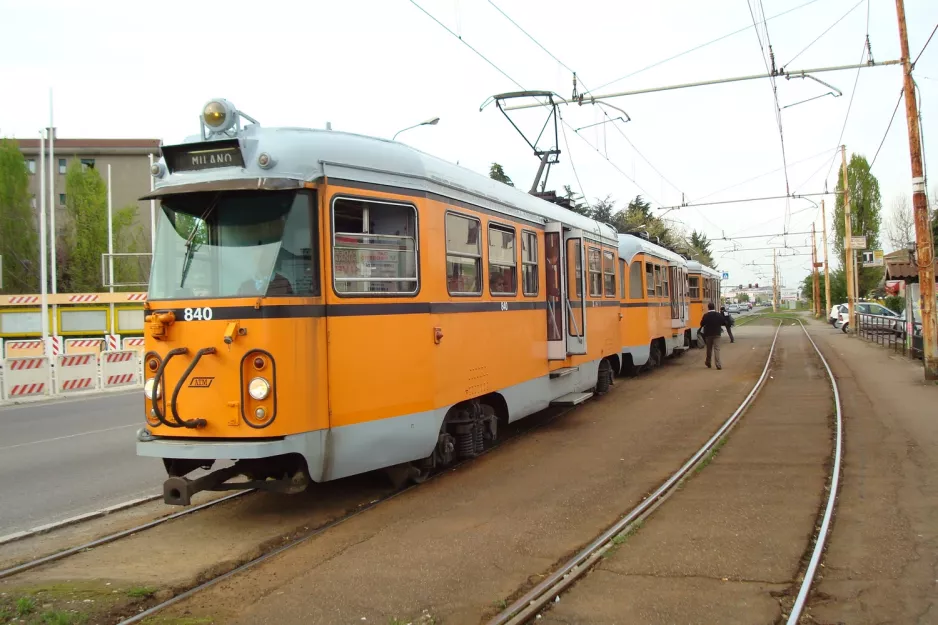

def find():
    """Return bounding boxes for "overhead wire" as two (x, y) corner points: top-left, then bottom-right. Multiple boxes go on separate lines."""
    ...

(912, 22), (938, 68)
(586, 0), (826, 94)
(868, 89), (904, 171)
(783, 0), (865, 68)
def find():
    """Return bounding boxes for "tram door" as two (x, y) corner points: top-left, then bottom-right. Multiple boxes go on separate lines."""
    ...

(545, 226), (566, 360)
(564, 228), (588, 356)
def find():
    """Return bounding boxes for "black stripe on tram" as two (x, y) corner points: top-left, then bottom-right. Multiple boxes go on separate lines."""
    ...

(152, 301), (550, 320)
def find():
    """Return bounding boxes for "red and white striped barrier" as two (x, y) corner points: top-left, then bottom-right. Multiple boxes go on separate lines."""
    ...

(126, 293), (147, 301)
(5, 296), (40, 305)
(55, 354), (98, 393)
(122, 337), (145, 355)
(67, 294), (100, 303)
(106, 334), (121, 351)
(101, 350), (139, 389)
(64, 338), (104, 356)
(2, 357), (50, 400)
(47, 336), (62, 357)
(4, 340), (44, 359)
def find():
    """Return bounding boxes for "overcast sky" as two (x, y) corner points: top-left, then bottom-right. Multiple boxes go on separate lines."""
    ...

(2, 0), (936, 289)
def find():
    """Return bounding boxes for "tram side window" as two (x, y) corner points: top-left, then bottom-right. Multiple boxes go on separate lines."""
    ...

(654, 265), (663, 297)
(645, 262), (655, 297)
(521, 230), (538, 296)
(630, 260), (644, 300)
(489, 224), (517, 296)
(619, 260), (626, 298)
(446, 212), (482, 295)
(588, 247), (602, 297)
(689, 276), (700, 299)
(603, 251), (616, 297)
(333, 197), (418, 295)
(662, 266), (670, 297)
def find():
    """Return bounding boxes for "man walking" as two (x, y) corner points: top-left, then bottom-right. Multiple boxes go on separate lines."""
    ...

(700, 302), (725, 370)
(720, 306), (736, 343)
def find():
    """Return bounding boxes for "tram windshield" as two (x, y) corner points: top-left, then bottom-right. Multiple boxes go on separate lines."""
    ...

(148, 189), (318, 300)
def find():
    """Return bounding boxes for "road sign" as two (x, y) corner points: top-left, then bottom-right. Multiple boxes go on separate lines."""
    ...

(862, 249), (884, 267)
(848, 235), (867, 248)
(721, 272), (729, 280)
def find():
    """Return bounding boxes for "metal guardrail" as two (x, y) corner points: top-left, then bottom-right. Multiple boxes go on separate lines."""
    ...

(854, 312), (924, 360)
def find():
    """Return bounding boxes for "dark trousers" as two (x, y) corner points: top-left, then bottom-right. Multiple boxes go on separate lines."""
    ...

(725, 325), (735, 342)
(705, 335), (722, 368)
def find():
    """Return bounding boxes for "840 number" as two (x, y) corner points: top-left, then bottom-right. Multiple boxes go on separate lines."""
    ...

(183, 307), (214, 321)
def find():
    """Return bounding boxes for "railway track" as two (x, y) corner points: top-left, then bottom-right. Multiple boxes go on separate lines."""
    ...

(487, 319), (842, 625)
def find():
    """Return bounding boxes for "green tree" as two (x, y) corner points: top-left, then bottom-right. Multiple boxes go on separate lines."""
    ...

(0, 139), (39, 293)
(611, 195), (678, 249)
(688, 230), (714, 267)
(489, 163), (514, 187)
(60, 160), (108, 292)
(561, 185), (591, 217)
(737, 292), (750, 303)
(590, 195), (615, 223)
(833, 153), (882, 297)
(801, 269), (847, 311)
(111, 205), (149, 289)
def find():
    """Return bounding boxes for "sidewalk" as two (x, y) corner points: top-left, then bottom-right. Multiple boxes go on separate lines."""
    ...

(803, 324), (938, 623)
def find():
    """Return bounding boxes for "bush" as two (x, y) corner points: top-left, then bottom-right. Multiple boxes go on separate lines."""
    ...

(884, 295), (905, 314)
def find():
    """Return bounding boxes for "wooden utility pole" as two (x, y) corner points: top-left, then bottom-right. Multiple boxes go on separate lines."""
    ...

(842, 145), (856, 334)
(896, 0), (938, 379)
(821, 199), (832, 318)
(812, 223), (821, 317)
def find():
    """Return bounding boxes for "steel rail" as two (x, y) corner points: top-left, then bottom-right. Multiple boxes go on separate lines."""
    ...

(488, 321), (783, 625)
(116, 403), (582, 624)
(0, 491), (252, 580)
(786, 320), (843, 623)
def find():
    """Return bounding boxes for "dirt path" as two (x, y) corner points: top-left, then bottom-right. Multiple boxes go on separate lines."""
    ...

(143, 326), (778, 625)
(540, 323), (834, 624)
(802, 325), (938, 624)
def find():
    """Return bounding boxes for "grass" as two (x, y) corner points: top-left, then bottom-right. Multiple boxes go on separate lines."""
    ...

(16, 597), (36, 616)
(126, 587), (156, 599)
(694, 436), (729, 475)
(603, 520), (644, 559)
(0, 581), (125, 625)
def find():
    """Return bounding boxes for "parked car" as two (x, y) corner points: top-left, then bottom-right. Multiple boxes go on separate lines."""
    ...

(747, 302), (753, 311)
(829, 304), (847, 325)
(837, 302), (902, 334)
(727, 303), (741, 313)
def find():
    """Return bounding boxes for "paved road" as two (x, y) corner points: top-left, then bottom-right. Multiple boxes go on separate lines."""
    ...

(0, 391), (163, 536)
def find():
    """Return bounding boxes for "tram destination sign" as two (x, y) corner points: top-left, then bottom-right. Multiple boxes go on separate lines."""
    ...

(162, 139), (245, 174)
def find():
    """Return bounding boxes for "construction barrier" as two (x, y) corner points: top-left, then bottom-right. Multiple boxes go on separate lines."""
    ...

(64, 338), (104, 356)
(101, 350), (139, 388)
(4, 339), (45, 359)
(47, 336), (62, 357)
(56, 354), (98, 393)
(122, 337), (145, 355)
(2, 356), (50, 400)
(106, 334), (121, 351)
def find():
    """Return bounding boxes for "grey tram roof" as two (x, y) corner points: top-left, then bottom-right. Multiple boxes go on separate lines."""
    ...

(151, 124), (618, 245)
(686, 260), (721, 278)
(617, 234), (688, 267)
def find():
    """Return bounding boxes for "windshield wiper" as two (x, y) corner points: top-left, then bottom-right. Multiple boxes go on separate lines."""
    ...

(179, 194), (220, 289)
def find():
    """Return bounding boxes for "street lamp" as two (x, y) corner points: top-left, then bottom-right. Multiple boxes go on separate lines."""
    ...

(393, 117), (440, 141)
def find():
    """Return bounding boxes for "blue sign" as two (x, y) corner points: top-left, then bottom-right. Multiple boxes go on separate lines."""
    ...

(722, 272), (729, 280)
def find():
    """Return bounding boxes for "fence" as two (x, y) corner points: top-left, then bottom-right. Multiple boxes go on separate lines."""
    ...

(854, 313), (924, 360)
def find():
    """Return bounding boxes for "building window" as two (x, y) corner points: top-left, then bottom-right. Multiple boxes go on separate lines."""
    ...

(619, 260), (626, 298)
(689, 276), (700, 299)
(603, 250), (616, 297)
(59, 193), (66, 205)
(587, 247), (602, 297)
(26, 159), (36, 174)
(80, 158), (95, 170)
(645, 262), (655, 297)
(521, 230), (538, 296)
(631, 261), (644, 299)
(446, 212), (482, 295)
(332, 197), (418, 295)
(58, 158), (67, 174)
(488, 223), (517, 296)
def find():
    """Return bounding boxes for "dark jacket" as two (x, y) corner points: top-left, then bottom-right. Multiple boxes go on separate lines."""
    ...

(700, 310), (725, 338)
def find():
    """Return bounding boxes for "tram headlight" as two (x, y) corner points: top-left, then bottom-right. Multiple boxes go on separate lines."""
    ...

(144, 378), (162, 400)
(248, 377), (270, 401)
(202, 99), (236, 133)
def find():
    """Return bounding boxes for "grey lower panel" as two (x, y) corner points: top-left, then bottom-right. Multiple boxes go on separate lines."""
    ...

(137, 362), (606, 483)
(623, 344), (651, 366)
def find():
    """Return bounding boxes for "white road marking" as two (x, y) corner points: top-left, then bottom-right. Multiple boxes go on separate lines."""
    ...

(0, 423), (140, 451)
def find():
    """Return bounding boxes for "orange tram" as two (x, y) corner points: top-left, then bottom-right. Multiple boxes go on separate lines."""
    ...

(137, 100), (720, 504)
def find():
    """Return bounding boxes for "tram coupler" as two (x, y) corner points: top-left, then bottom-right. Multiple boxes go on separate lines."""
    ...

(162, 463), (243, 505)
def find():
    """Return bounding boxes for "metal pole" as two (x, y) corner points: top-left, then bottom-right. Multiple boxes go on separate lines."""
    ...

(505, 60), (903, 111)
(842, 146), (856, 334)
(821, 199), (832, 317)
(39, 130), (49, 344)
(48, 91), (58, 338)
(148, 153), (156, 252)
(812, 223), (821, 317)
(107, 164), (115, 335)
(772, 248), (778, 313)
(896, 0), (938, 379)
